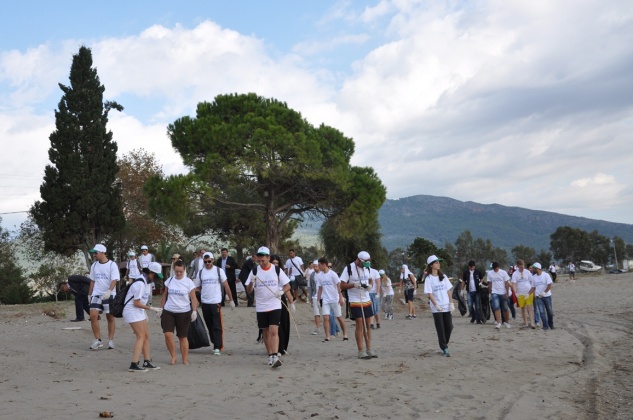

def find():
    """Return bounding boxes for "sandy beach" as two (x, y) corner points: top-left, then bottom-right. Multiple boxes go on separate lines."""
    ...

(1, 272), (632, 419)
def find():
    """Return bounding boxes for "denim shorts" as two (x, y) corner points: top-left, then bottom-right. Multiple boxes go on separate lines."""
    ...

(490, 293), (509, 312)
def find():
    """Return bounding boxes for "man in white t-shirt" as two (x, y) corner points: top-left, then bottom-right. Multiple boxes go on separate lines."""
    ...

(139, 245), (155, 269)
(532, 262), (555, 331)
(340, 251), (376, 359)
(511, 259), (536, 329)
(548, 262), (557, 283)
(487, 261), (511, 330)
(194, 252), (234, 355)
(246, 246), (292, 368)
(87, 244), (120, 350)
(285, 249), (305, 302)
(317, 257), (348, 341)
(567, 262), (576, 282)
(125, 251), (142, 280)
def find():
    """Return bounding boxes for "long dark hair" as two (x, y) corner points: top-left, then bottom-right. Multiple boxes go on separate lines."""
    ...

(425, 263), (445, 281)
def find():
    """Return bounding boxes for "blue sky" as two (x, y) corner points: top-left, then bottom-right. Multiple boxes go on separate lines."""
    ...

(2, 0), (633, 234)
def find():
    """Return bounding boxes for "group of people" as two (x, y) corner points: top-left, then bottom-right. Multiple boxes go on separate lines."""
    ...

(461, 259), (555, 332)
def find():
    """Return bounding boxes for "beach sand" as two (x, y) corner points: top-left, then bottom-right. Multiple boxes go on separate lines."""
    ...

(1, 272), (632, 419)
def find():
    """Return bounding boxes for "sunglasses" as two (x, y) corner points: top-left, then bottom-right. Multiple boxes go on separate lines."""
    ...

(204, 260), (213, 264)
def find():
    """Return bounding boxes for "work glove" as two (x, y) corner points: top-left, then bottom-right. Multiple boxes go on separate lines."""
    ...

(450, 303), (455, 313)
(354, 283), (362, 289)
(191, 311), (198, 322)
(102, 290), (111, 300)
(360, 283), (370, 289)
(434, 303), (444, 312)
(229, 301), (235, 309)
(289, 303), (296, 312)
(151, 307), (162, 318)
(539, 292), (546, 298)
(413, 289), (417, 296)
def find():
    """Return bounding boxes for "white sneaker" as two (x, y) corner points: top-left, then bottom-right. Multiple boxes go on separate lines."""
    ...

(268, 355), (274, 366)
(107, 340), (115, 349)
(311, 330), (318, 335)
(495, 323), (501, 329)
(503, 323), (511, 329)
(90, 339), (103, 350)
(213, 349), (220, 356)
(272, 355), (282, 368)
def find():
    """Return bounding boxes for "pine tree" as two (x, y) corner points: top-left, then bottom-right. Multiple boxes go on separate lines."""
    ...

(30, 46), (124, 268)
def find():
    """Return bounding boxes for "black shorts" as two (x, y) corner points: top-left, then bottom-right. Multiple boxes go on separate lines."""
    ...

(257, 309), (282, 329)
(404, 289), (415, 302)
(350, 303), (374, 319)
(161, 309), (192, 338)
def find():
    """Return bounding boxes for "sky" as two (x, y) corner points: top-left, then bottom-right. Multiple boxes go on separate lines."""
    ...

(1, 0), (633, 234)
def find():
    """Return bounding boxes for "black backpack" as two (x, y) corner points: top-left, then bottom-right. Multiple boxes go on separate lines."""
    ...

(110, 278), (145, 318)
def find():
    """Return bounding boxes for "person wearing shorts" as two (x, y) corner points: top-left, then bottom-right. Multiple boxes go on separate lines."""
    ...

(285, 249), (304, 302)
(399, 265), (417, 319)
(568, 262), (576, 282)
(379, 270), (394, 320)
(87, 244), (120, 350)
(487, 262), (512, 329)
(511, 259), (536, 329)
(159, 260), (197, 365)
(307, 260), (322, 335)
(316, 257), (348, 342)
(368, 266), (381, 329)
(340, 251), (376, 359)
(246, 246), (291, 368)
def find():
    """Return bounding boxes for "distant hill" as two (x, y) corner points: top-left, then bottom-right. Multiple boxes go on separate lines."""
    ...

(378, 195), (633, 252)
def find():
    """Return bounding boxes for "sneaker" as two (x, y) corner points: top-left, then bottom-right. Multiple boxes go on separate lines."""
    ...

(272, 355), (282, 368)
(128, 362), (147, 373)
(281, 349), (289, 355)
(90, 339), (103, 350)
(142, 360), (160, 370)
(376, 324), (381, 329)
(358, 351), (370, 359)
(366, 349), (378, 358)
(213, 349), (221, 356)
(405, 315), (412, 319)
(412, 315), (417, 319)
(268, 355), (274, 366)
(311, 330), (318, 335)
(370, 324), (375, 329)
(519, 324), (529, 329)
(443, 348), (451, 357)
(495, 323), (501, 329)
(107, 340), (115, 349)
(505, 323), (511, 329)
(389, 314), (394, 320)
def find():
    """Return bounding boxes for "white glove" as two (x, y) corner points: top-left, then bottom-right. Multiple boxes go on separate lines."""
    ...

(450, 303), (456, 313)
(289, 303), (296, 312)
(153, 308), (163, 318)
(102, 290), (111, 300)
(539, 292), (545, 298)
(149, 307), (162, 312)
(191, 311), (198, 322)
(229, 301), (235, 309)
(434, 303), (444, 312)
(413, 289), (417, 296)
(354, 283), (362, 289)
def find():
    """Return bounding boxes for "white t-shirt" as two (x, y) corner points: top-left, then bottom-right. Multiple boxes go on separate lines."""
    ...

(245, 265), (290, 312)
(164, 276), (196, 313)
(549, 264), (557, 273)
(316, 270), (341, 304)
(194, 266), (227, 304)
(533, 272), (553, 297)
(382, 277), (394, 296)
(511, 269), (535, 295)
(139, 253), (153, 268)
(339, 263), (371, 304)
(90, 260), (120, 297)
(285, 256), (304, 277)
(369, 268), (380, 294)
(468, 270), (476, 291)
(487, 269), (510, 295)
(122, 278), (150, 323)
(127, 258), (142, 278)
(568, 263), (576, 272)
(424, 274), (453, 313)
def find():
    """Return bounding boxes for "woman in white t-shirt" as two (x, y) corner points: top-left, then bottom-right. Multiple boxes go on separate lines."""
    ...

(158, 260), (198, 365)
(423, 255), (454, 357)
(379, 270), (394, 320)
(123, 262), (163, 372)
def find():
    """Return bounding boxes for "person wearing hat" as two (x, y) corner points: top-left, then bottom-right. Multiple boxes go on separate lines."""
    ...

(87, 244), (120, 350)
(125, 251), (142, 280)
(339, 251), (377, 359)
(487, 261), (512, 330)
(245, 246), (292, 368)
(123, 262), (163, 372)
(58, 275), (91, 322)
(307, 260), (322, 335)
(379, 270), (394, 320)
(532, 262), (555, 331)
(423, 255), (455, 357)
(511, 259), (535, 329)
(399, 264), (418, 319)
(194, 252), (235, 356)
(139, 245), (155, 269)
(317, 257), (348, 342)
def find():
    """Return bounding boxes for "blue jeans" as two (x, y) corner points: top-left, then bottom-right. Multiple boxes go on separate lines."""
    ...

(533, 298), (540, 324)
(467, 291), (481, 322)
(74, 293), (90, 320)
(329, 306), (340, 336)
(490, 293), (509, 312)
(369, 293), (380, 318)
(536, 296), (554, 329)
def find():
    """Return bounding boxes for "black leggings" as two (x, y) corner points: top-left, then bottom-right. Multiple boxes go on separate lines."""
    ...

(432, 312), (453, 351)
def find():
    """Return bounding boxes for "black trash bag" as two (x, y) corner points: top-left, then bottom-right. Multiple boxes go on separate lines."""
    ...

(188, 310), (210, 349)
(452, 281), (468, 316)
(479, 283), (491, 322)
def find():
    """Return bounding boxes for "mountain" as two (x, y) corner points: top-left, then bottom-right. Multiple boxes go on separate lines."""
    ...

(378, 195), (633, 252)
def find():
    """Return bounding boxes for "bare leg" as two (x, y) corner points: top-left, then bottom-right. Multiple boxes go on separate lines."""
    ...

(130, 321), (146, 364)
(337, 316), (348, 338)
(164, 332), (177, 364)
(106, 313), (116, 340)
(363, 317), (372, 350)
(323, 315), (331, 340)
(263, 326), (279, 355)
(90, 309), (101, 339)
(142, 320), (151, 360)
(179, 337), (189, 365)
(354, 318), (364, 351)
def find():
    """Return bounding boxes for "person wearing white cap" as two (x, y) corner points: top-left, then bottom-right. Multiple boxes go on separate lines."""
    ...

(87, 244), (120, 350)
(125, 251), (142, 280)
(339, 251), (377, 359)
(511, 259), (535, 329)
(245, 246), (291, 368)
(423, 255), (455, 357)
(194, 252), (235, 356)
(379, 270), (394, 320)
(532, 262), (555, 331)
(399, 264), (418, 319)
(139, 245), (155, 269)
(123, 262), (164, 372)
(307, 260), (322, 335)
(368, 264), (382, 329)
(316, 257), (348, 341)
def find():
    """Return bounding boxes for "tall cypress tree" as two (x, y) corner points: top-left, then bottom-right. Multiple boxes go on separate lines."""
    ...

(31, 46), (124, 268)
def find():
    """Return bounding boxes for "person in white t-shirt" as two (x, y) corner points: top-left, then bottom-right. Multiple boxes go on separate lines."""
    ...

(317, 257), (348, 341)
(532, 262), (555, 330)
(399, 264), (418, 319)
(246, 246), (292, 368)
(379, 270), (395, 320)
(285, 249), (305, 303)
(194, 252), (234, 355)
(568, 262), (576, 282)
(307, 260), (322, 335)
(139, 245), (155, 269)
(340, 251), (376, 359)
(487, 262), (512, 330)
(423, 255), (455, 357)
(125, 251), (142, 280)
(368, 267), (381, 329)
(158, 259), (198, 365)
(548, 262), (557, 283)
(87, 244), (120, 351)
(511, 259), (536, 329)
(123, 262), (163, 372)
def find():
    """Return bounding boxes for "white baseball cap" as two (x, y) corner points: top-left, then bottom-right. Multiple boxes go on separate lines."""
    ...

(90, 244), (107, 253)
(378, 269), (385, 275)
(427, 255), (442, 265)
(256, 246), (270, 256)
(313, 260), (318, 265)
(357, 251), (370, 261)
(148, 262), (164, 279)
(203, 252), (214, 259)
(532, 262), (542, 269)
(128, 251), (136, 257)
(141, 245), (148, 250)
